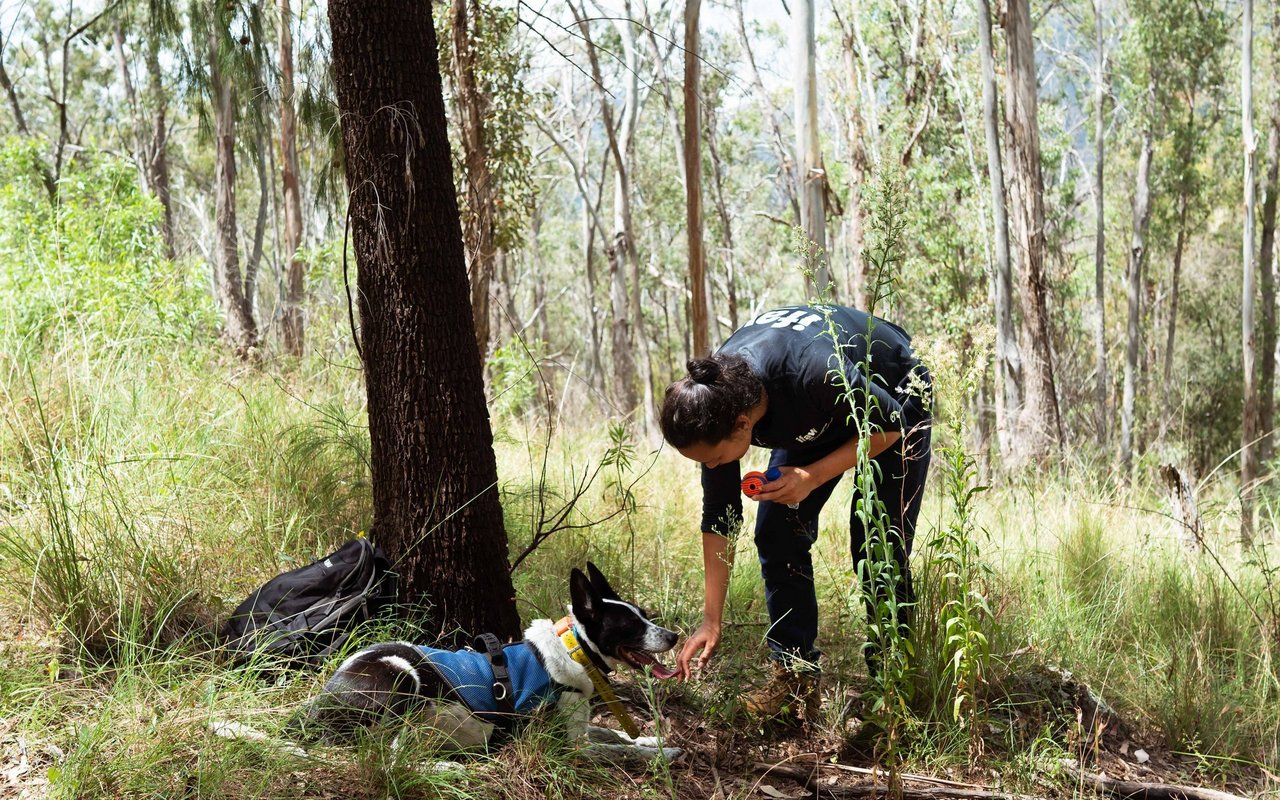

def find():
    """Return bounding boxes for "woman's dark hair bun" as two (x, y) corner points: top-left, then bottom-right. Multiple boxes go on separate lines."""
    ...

(687, 358), (721, 385)
(661, 352), (762, 447)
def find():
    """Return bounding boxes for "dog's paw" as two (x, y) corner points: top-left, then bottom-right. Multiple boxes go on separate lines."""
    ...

(428, 761), (466, 773)
(209, 719), (308, 759)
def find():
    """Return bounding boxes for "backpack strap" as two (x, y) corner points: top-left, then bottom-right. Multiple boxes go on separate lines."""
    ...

(475, 633), (516, 725)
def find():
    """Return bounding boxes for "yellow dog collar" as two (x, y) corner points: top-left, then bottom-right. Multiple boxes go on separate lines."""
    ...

(554, 616), (642, 738)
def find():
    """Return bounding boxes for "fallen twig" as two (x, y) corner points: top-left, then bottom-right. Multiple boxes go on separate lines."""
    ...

(754, 759), (983, 790)
(753, 761), (1048, 799)
(1061, 760), (1251, 800)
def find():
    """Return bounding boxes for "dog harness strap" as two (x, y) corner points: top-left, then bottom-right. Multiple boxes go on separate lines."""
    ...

(474, 633), (516, 723)
(559, 626), (643, 739)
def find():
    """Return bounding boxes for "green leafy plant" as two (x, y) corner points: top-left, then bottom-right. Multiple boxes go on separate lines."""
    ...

(928, 443), (993, 756)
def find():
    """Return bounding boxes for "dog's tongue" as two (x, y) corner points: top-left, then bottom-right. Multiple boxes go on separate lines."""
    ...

(624, 648), (679, 680)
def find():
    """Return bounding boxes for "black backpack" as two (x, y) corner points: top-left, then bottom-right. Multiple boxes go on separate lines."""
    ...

(221, 538), (397, 664)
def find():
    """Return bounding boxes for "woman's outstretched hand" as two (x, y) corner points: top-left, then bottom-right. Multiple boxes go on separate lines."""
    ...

(675, 618), (721, 680)
(755, 466), (816, 506)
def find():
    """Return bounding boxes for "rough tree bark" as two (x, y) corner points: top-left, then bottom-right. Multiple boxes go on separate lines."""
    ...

(1003, 0), (1063, 465)
(685, 0), (708, 357)
(279, 0), (306, 356)
(978, 0), (1021, 462)
(326, 0), (520, 641)
(209, 19), (258, 357)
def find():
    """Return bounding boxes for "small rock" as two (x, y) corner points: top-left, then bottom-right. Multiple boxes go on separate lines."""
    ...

(1134, 749), (1149, 764)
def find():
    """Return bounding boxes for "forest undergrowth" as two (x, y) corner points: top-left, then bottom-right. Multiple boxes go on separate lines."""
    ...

(1, 320), (1279, 799)
(1, 150), (1277, 798)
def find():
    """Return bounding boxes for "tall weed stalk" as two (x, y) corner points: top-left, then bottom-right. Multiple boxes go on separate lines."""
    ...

(811, 172), (916, 788)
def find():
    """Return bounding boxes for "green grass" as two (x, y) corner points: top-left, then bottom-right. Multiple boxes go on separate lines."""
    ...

(3, 321), (1280, 798)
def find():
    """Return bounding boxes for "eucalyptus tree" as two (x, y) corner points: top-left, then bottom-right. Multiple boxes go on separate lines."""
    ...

(0, 13), (56, 199)
(1242, 0), (1258, 546)
(975, 0), (1020, 459)
(1154, 0), (1226, 409)
(572, 1), (655, 429)
(686, 0), (709, 356)
(108, 0), (181, 258)
(732, 0), (799, 227)
(792, 0), (830, 296)
(1091, 0), (1108, 446)
(326, 0), (521, 640)
(191, 0), (270, 356)
(279, 0), (305, 355)
(701, 33), (741, 335)
(1003, 0), (1063, 465)
(1115, 0), (1227, 472)
(1257, 3), (1280, 464)
(831, 5), (871, 309)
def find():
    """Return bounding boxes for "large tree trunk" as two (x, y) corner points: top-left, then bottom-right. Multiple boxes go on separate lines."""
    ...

(978, 0), (1021, 463)
(1092, 1), (1108, 446)
(685, 0), (708, 357)
(327, 0), (520, 641)
(209, 22), (258, 357)
(1002, 0), (1062, 466)
(451, 0), (498, 360)
(1242, 0), (1259, 546)
(1121, 119), (1153, 475)
(792, 0), (830, 297)
(279, 0), (306, 356)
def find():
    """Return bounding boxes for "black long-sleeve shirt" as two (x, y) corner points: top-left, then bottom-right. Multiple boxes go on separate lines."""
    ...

(700, 304), (920, 536)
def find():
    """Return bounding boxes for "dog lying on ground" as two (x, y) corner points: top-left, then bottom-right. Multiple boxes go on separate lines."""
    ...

(213, 563), (682, 762)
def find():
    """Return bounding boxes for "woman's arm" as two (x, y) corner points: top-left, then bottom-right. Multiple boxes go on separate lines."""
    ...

(676, 532), (735, 678)
(755, 430), (901, 506)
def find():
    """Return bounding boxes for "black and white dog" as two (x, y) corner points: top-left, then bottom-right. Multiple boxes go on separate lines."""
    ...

(215, 563), (681, 761)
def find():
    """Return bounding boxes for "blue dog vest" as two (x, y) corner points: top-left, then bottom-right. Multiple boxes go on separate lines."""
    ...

(418, 642), (562, 724)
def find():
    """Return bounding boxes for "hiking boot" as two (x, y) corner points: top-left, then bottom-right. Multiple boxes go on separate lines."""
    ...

(742, 663), (821, 723)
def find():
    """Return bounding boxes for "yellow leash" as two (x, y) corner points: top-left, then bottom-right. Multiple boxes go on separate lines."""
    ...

(554, 617), (642, 738)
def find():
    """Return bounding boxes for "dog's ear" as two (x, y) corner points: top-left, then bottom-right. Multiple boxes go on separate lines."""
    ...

(570, 567), (597, 622)
(585, 561), (619, 600)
